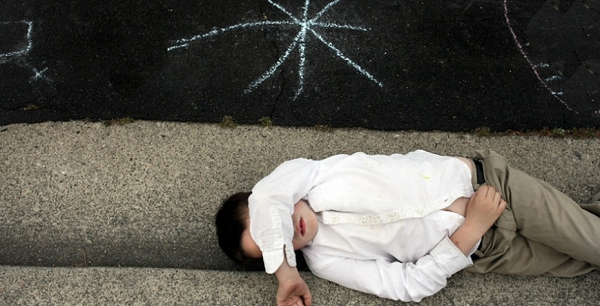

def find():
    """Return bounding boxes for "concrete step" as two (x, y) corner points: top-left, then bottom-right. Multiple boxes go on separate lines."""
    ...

(1, 266), (599, 305)
(1, 121), (600, 269)
(1, 121), (600, 305)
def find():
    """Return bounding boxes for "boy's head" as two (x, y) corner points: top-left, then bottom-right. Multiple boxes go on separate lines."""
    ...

(215, 191), (260, 266)
(216, 192), (319, 266)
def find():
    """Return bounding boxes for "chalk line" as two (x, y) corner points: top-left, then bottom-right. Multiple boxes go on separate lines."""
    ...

(503, 0), (574, 112)
(311, 0), (343, 23)
(167, 21), (295, 51)
(0, 20), (33, 58)
(310, 28), (383, 88)
(244, 30), (302, 93)
(29, 67), (50, 83)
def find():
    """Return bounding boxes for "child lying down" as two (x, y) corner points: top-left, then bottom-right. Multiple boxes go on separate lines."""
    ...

(216, 149), (600, 305)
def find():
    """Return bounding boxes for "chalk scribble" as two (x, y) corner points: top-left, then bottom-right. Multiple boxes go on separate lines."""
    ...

(168, 0), (383, 98)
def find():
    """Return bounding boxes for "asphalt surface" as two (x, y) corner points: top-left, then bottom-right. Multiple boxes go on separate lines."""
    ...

(1, 121), (600, 305)
(1, 0), (600, 129)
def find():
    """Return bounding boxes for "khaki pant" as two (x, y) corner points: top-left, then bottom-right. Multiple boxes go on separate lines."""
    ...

(464, 150), (600, 276)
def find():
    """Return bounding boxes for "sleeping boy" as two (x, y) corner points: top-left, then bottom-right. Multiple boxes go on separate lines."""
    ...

(216, 149), (600, 305)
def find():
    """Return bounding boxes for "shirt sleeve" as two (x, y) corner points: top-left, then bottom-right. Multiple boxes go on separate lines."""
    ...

(248, 157), (327, 274)
(303, 236), (474, 302)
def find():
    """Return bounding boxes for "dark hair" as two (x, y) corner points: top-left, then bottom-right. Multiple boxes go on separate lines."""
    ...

(215, 191), (262, 266)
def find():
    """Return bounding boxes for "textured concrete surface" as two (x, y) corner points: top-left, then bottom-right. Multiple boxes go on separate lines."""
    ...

(1, 121), (600, 305)
(0, 267), (599, 305)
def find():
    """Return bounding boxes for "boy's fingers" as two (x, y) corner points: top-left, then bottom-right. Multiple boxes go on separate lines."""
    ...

(487, 186), (497, 197)
(499, 199), (507, 210)
(493, 191), (502, 203)
(474, 186), (487, 198)
(481, 186), (490, 197)
(477, 186), (503, 203)
(478, 185), (496, 198)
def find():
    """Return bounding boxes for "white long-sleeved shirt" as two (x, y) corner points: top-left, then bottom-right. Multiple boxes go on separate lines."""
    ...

(248, 150), (477, 301)
(303, 210), (475, 302)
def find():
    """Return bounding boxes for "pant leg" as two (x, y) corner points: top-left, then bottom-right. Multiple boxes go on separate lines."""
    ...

(579, 192), (600, 216)
(466, 227), (597, 276)
(466, 149), (600, 276)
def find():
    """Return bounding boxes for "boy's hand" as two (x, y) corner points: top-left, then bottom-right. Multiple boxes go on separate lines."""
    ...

(275, 258), (312, 306)
(276, 274), (312, 306)
(464, 186), (507, 237)
(451, 186), (506, 255)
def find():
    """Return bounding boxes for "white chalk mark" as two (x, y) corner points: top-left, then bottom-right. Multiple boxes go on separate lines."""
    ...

(311, 28), (383, 88)
(167, 22), (294, 51)
(503, 1), (574, 112)
(168, 0), (383, 98)
(312, 23), (368, 31)
(29, 67), (50, 83)
(245, 31), (302, 93)
(294, 0), (311, 98)
(544, 75), (561, 82)
(1, 21), (53, 86)
(268, 0), (301, 22)
(0, 20), (33, 58)
(311, 0), (343, 22)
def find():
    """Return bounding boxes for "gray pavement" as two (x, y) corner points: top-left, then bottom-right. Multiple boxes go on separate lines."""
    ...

(1, 121), (600, 305)
(1, 266), (598, 305)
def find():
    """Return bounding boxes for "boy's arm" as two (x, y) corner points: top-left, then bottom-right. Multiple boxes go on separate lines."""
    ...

(451, 185), (506, 255)
(249, 158), (323, 274)
(302, 186), (506, 302)
(304, 236), (472, 302)
(274, 257), (312, 306)
(249, 157), (336, 305)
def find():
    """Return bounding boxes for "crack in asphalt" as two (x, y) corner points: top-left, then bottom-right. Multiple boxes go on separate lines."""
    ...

(258, 0), (284, 120)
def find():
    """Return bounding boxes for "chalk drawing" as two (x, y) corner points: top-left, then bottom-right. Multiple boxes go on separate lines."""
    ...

(504, 1), (600, 115)
(29, 67), (50, 83)
(0, 20), (33, 58)
(503, 1), (574, 112)
(543, 75), (561, 82)
(168, 0), (383, 99)
(1, 20), (53, 84)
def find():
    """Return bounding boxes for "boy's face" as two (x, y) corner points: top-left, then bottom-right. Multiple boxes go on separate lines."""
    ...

(241, 200), (318, 259)
(291, 200), (318, 250)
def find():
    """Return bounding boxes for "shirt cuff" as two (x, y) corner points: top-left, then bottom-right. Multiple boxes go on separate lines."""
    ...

(430, 236), (473, 275)
(262, 248), (297, 274)
(263, 250), (284, 274)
